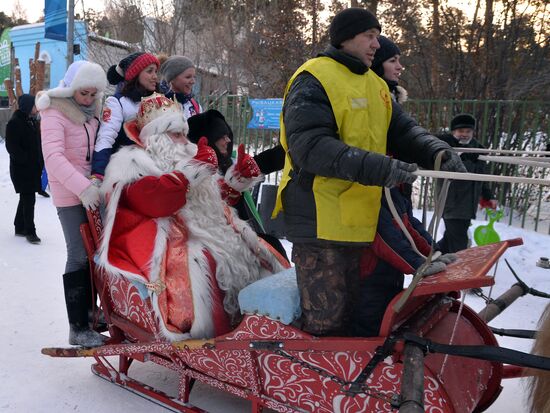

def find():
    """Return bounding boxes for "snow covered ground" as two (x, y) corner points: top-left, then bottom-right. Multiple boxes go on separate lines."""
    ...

(1, 140), (549, 412)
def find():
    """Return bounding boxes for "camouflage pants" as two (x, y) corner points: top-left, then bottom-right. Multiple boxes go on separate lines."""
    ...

(292, 243), (362, 336)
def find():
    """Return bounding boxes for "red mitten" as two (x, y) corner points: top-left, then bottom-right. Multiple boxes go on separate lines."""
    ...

(479, 198), (497, 210)
(218, 178), (241, 206)
(235, 143), (261, 178)
(194, 137), (218, 169)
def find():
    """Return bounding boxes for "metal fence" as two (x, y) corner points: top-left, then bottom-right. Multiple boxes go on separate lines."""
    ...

(2, 96), (545, 231)
(200, 95), (550, 233)
(402, 100), (550, 234)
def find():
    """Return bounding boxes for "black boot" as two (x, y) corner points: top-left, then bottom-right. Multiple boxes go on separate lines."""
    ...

(26, 232), (41, 244)
(63, 269), (106, 347)
(83, 268), (108, 331)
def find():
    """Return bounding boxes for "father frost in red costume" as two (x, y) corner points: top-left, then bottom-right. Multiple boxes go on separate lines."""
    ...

(97, 93), (287, 341)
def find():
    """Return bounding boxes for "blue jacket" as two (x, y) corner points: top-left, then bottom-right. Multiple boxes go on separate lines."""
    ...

(360, 187), (433, 285)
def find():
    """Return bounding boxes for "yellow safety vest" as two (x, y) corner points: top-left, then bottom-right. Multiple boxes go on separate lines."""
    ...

(274, 56), (392, 242)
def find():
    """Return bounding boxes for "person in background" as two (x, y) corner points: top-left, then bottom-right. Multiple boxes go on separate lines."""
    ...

(159, 55), (202, 120)
(371, 35), (415, 200)
(91, 52), (160, 179)
(37, 60), (108, 347)
(273, 7), (466, 336)
(187, 109), (289, 261)
(436, 113), (497, 254)
(5, 94), (43, 244)
(371, 35), (407, 105)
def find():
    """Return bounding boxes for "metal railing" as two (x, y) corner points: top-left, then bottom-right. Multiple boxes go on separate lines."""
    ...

(198, 95), (550, 233)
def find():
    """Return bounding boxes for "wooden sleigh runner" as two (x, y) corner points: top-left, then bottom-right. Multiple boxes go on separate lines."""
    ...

(42, 209), (550, 413)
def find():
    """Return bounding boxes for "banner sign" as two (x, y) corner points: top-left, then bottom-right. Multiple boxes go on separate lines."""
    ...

(45, 0), (68, 41)
(0, 29), (11, 97)
(247, 98), (283, 130)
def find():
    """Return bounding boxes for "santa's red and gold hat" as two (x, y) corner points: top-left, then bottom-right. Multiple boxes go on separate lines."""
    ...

(124, 93), (187, 147)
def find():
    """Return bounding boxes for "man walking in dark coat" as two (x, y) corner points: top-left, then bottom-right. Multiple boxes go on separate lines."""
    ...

(5, 94), (43, 244)
(436, 113), (497, 253)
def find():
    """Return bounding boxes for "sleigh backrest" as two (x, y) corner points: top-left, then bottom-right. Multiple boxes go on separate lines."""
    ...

(80, 208), (160, 342)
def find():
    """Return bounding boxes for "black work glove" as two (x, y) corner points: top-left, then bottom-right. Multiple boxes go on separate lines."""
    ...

(439, 150), (467, 173)
(383, 158), (418, 187)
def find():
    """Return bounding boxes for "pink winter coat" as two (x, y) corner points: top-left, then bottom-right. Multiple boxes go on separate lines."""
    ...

(39, 97), (98, 207)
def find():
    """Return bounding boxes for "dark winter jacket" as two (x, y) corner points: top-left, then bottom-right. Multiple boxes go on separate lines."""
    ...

(281, 46), (452, 243)
(5, 110), (44, 193)
(352, 187), (433, 337)
(436, 133), (492, 220)
(360, 187), (433, 281)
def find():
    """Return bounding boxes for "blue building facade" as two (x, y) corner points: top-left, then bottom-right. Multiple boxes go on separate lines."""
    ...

(8, 20), (88, 94)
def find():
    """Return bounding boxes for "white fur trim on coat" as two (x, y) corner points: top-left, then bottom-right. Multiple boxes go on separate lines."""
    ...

(395, 85), (408, 104)
(224, 163), (264, 193)
(98, 146), (216, 341)
(140, 113), (189, 142)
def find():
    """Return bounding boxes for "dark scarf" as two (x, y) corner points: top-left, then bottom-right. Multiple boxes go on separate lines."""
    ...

(319, 45), (369, 75)
(121, 85), (156, 103)
(166, 90), (195, 105)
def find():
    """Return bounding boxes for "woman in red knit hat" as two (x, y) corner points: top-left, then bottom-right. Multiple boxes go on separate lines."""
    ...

(91, 52), (160, 180)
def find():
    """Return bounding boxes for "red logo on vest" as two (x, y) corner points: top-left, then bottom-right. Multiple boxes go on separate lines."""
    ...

(380, 90), (391, 110)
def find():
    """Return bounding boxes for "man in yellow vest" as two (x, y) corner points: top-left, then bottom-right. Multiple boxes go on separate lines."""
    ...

(274, 8), (466, 336)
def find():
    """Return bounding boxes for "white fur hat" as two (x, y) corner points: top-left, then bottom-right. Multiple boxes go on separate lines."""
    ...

(36, 60), (107, 110)
(124, 93), (188, 147)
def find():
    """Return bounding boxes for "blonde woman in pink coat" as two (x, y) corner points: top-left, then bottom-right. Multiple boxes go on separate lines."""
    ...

(37, 60), (107, 347)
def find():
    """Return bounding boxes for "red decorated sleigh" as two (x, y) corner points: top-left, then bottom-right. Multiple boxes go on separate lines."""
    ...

(42, 210), (548, 413)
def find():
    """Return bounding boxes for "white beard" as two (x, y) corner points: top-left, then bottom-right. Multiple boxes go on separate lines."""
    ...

(179, 175), (274, 319)
(145, 133), (198, 172)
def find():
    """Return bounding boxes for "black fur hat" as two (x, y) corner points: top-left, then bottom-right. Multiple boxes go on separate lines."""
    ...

(451, 113), (476, 130)
(187, 109), (234, 173)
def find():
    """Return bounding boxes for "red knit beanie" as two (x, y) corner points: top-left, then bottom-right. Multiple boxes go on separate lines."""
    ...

(124, 53), (160, 81)
(107, 52), (160, 85)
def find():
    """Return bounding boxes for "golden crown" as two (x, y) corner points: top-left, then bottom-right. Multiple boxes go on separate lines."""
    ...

(136, 93), (183, 130)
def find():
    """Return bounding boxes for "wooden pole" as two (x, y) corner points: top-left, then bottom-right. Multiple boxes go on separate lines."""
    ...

(35, 60), (45, 93)
(29, 42), (41, 95)
(399, 343), (425, 413)
(3, 79), (17, 110)
(456, 148), (550, 156)
(478, 155), (550, 168)
(478, 284), (527, 322)
(14, 58), (23, 97)
(29, 58), (35, 95)
(413, 170), (550, 186)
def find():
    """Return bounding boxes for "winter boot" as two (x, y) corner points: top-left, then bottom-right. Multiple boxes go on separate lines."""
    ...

(82, 268), (108, 332)
(63, 270), (106, 347)
(26, 232), (41, 244)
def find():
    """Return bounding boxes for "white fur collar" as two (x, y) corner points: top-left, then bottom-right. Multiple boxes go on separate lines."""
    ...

(100, 146), (164, 196)
(395, 85), (408, 104)
(36, 93), (101, 124)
